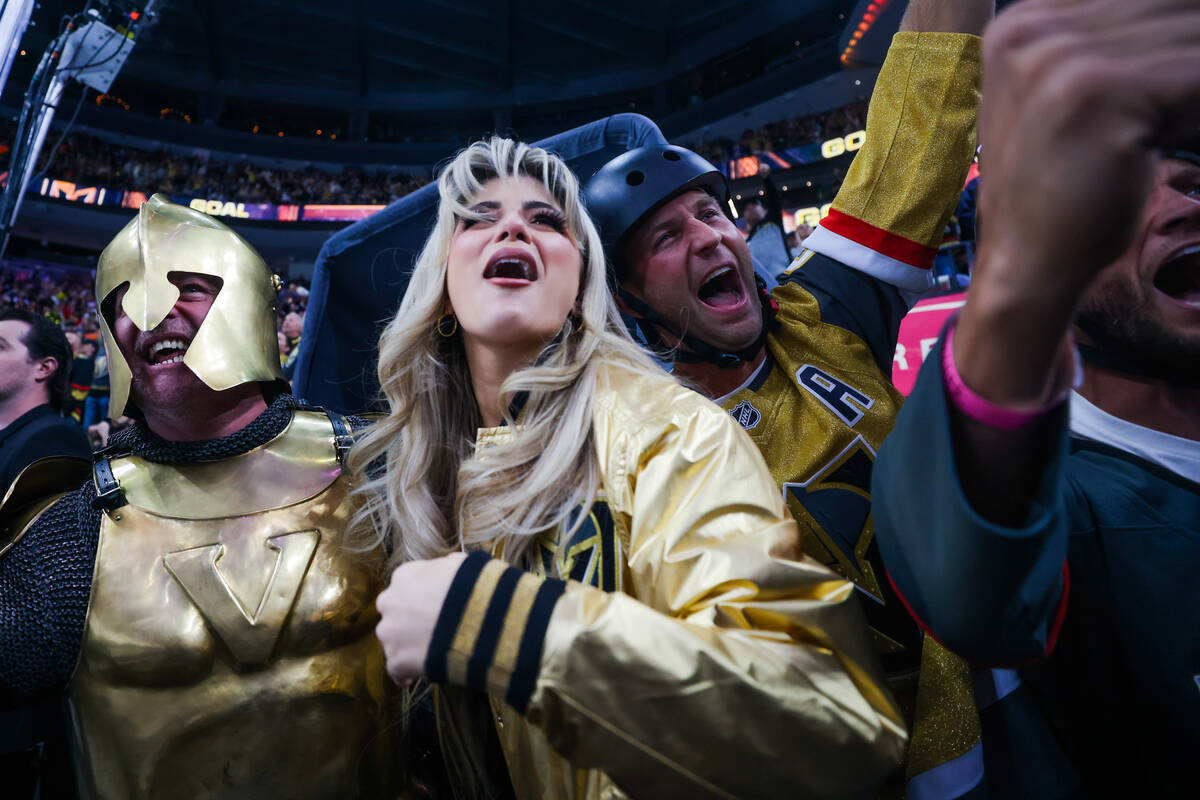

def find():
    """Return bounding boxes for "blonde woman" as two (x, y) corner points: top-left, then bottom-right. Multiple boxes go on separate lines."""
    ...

(350, 138), (906, 799)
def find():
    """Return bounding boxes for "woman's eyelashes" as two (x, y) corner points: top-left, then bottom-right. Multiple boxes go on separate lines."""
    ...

(531, 209), (567, 232)
(458, 214), (491, 230)
(457, 208), (567, 232)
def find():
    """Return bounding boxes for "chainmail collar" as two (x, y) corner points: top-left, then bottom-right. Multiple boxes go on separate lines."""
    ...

(108, 393), (297, 464)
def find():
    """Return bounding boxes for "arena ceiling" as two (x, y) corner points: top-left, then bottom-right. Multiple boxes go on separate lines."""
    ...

(22, 0), (856, 112)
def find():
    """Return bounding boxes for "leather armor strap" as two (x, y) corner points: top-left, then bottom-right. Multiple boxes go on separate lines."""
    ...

(324, 409), (354, 466)
(294, 402), (355, 466)
(92, 453), (126, 512)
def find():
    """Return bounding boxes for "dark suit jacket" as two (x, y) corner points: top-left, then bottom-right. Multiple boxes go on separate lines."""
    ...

(0, 405), (90, 799)
(0, 405), (91, 495)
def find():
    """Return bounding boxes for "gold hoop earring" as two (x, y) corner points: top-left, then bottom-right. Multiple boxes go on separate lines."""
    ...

(436, 312), (458, 338)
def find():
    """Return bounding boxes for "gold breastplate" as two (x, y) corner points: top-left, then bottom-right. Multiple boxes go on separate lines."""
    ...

(68, 411), (396, 800)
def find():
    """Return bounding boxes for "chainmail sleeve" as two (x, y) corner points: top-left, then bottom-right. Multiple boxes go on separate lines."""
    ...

(0, 482), (101, 707)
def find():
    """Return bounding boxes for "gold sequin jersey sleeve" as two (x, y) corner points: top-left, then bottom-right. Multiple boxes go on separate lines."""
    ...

(801, 31), (982, 295)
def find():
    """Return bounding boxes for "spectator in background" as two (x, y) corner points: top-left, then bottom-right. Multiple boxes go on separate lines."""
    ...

(85, 413), (131, 449)
(784, 229), (800, 253)
(83, 340), (110, 428)
(277, 279), (310, 315)
(281, 311), (303, 351)
(0, 309), (89, 491)
(746, 165), (793, 280)
(742, 197), (791, 282)
(280, 310), (304, 380)
(957, 172), (980, 248)
(65, 335), (95, 424)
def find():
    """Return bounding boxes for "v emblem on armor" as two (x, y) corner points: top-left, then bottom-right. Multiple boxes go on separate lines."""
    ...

(163, 529), (320, 665)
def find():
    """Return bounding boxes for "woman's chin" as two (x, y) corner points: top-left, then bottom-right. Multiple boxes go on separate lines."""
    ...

(461, 319), (565, 355)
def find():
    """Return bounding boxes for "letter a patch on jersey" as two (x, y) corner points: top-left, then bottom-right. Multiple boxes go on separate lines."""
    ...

(796, 364), (874, 426)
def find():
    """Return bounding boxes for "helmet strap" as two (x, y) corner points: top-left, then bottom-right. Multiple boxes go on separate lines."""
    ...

(615, 276), (779, 369)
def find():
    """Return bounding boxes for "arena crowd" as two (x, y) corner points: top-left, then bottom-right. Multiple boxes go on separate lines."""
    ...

(1, 96), (868, 209)
(685, 96), (869, 165)
(0, 122), (430, 206)
(0, 0), (1196, 797)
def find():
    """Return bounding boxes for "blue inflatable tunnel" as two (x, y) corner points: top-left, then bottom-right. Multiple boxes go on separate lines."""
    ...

(292, 113), (668, 414)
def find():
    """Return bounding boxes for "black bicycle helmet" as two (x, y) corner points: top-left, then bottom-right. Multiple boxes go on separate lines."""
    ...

(584, 145), (777, 369)
(584, 144), (729, 262)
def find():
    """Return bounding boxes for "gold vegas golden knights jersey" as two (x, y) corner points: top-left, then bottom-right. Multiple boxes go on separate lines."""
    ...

(426, 365), (907, 800)
(722, 31), (984, 795)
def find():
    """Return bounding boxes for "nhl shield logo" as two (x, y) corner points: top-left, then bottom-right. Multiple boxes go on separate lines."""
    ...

(730, 401), (762, 430)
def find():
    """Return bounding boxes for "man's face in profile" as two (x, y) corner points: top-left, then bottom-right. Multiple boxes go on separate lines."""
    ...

(1076, 156), (1200, 378)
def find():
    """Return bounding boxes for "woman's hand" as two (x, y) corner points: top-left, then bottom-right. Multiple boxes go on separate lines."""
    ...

(375, 552), (468, 685)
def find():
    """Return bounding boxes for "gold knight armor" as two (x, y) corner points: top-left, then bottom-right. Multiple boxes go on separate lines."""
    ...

(57, 194), (396, 798)
(68, 409), (396, 799)
(95, 193), (284, 418)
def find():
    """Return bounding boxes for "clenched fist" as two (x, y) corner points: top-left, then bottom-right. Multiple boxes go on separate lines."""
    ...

(375, 551), (469, 685)
(957, 0), (1200, 405)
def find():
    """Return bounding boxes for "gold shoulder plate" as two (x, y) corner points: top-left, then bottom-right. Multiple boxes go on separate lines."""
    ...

(111, 410), (344, 519)
(0, 456), (92, 558)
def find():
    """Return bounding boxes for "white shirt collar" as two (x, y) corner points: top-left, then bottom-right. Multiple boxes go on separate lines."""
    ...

(1069, 391), (1200, 484)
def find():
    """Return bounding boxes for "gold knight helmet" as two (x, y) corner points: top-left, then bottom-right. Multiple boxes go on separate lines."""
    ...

(96, 194), (284, 417)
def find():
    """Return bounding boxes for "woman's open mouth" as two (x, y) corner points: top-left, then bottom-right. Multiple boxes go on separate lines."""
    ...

(1153, 245), (1200, 309)
(697, 265), (745, 310)
(484, 251), (537, 283)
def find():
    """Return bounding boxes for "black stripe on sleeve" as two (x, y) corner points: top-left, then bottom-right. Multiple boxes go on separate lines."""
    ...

(504, 577), (567, 714)
(598, 505), (617, 593)
(424, 550), (491, 683)
(465, 565), (522, 692)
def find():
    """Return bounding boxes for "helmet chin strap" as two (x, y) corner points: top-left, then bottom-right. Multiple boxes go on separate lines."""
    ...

(617, 276), (780, 369)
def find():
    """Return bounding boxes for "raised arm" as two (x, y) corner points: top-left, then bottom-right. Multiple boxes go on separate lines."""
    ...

(873, 0), (1200, 663)
(898, 0), (993, 35)
(792, 0), (991, 371)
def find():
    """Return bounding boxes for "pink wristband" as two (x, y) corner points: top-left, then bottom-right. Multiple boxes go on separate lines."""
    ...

(942, 323), (1064, 430)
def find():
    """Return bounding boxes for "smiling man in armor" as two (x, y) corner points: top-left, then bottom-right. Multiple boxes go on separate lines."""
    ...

(0, 195), (397, 799)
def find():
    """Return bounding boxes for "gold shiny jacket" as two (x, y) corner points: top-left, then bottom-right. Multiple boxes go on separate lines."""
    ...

(427, 366), (907, 799)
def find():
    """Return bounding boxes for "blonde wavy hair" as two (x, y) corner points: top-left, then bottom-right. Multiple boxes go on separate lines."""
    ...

(349, 137), (672, 568)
